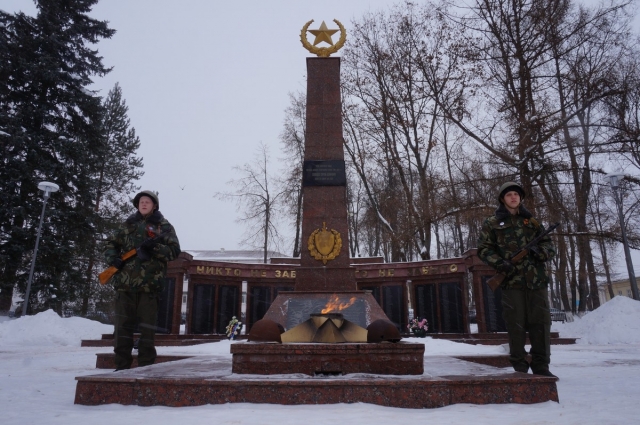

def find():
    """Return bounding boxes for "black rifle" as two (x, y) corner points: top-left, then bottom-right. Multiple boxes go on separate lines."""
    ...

(486, 222), (560, 291)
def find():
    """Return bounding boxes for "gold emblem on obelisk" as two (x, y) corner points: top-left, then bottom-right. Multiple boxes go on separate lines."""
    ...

(308, 222), (342, 264)
(300, 19), (347, 57)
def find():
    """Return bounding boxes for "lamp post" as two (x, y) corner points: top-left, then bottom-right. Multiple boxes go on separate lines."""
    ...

(605, 173), (639, 301)
(21, 181), (59, 317)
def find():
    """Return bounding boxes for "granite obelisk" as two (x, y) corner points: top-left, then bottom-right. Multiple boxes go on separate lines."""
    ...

(295, 57), (355, 292)
(262, 21), (390, 330)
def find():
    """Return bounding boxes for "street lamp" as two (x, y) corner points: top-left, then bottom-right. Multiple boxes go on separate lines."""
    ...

(605, 173), (639, 301)
(21, 181), (59, 317)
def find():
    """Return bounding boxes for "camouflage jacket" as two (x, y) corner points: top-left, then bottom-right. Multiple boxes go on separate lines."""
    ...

(477, 204), (555, 290)
(104, 210), (181, 293)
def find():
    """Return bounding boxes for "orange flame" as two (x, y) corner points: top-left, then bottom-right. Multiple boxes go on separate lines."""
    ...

(321, 295), (357, 314)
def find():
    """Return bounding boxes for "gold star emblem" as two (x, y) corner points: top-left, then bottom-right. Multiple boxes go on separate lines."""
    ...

(308, 21), (339, 46)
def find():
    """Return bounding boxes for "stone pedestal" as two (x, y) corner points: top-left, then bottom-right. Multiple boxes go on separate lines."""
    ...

(231, 342), (424, 375)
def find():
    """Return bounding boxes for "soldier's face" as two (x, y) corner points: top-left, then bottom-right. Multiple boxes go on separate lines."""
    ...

(502, 191), (521, 210)
(138, 196), (155, 215)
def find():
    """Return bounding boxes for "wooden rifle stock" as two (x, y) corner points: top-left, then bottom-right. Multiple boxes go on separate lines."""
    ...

(98, 228), (170, 285)
(98, 249), (137, 285)
(486, 249), (531, 291)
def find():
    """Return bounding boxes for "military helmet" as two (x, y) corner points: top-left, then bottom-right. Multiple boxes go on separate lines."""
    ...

(133, 190), (159, 209)
(497, 182), (525, 204)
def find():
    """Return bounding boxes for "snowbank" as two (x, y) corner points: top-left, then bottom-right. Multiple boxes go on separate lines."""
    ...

(2, 296), (639, 348)
(555, 296), (640, 345)
(0, 309), (111, 347)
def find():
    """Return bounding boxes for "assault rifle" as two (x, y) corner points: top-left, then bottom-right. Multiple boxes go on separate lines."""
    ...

(98, 226), (167, 285)
(486, 222), (560, 292)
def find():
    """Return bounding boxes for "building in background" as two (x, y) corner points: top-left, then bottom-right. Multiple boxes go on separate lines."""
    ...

(599, 279), (637, 304)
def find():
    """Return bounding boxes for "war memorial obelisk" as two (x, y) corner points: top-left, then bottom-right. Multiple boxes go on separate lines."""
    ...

(296, 35), (354, 291)
(261, 20), (390, 331)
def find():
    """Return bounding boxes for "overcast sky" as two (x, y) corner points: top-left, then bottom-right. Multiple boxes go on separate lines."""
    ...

(4, 0), (399, 252)
(4, 1), (640, 273)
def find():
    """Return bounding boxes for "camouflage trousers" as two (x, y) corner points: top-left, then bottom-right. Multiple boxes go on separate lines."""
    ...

(501, 287), (551, 373)
(113, 291), (159, 370)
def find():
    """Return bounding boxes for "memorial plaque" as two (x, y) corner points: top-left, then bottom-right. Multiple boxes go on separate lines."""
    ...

(439, 281), (464, 333)
(216, 285), (239, 334)
(156, 277), (175, 334)
(191, 284), (214, 334)
(482, 276), (506, 332)
(249, 286), (272, 328)
(382, 285), (404, 331)
(415, 284), (438, 333)
(302, 160), (346, 186)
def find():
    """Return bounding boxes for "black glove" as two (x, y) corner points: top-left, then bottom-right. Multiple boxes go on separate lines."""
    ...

(497, 259), (515, 274)
(110, 258), (125, 270)
(136, 246), (152, 262)
(529, 245), (545, 261)
(140, 237), (160, 250)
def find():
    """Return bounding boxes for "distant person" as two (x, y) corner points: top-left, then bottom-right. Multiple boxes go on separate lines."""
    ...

(104, 190), (181, 370)
(477, 182), (557, 378)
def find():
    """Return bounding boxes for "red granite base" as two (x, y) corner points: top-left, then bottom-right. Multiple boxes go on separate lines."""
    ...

(81, 333), (236, 347)
(75, 354), (559, 408)
(429, 333), (577, 345)
(95, 353), (193, 369)
(231, 342), (424, 375)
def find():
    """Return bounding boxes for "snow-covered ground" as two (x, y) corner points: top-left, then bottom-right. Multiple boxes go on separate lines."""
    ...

(1, 296), (640, 425)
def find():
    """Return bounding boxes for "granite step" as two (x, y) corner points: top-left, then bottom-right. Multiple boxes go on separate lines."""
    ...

(425, 332), (576, 345)
(75, 354), (559, 408)
(81, 338), (226, 347)
(442, 337), (577, 345)
(81, 333), (247, 347)
(429, 332), (562, 340)
(95, 353), (193, 369)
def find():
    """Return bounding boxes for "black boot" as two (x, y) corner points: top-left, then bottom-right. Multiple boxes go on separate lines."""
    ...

(532, 369), (558, 379)
(513, 364), (530, 374)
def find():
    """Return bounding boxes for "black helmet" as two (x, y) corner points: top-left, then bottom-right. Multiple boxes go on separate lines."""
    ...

(133, 190), (159, 209)
(497, 182), (525, 204)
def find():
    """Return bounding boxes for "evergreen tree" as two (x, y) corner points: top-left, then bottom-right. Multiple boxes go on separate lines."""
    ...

(0, 0), (115, 314)
(80, 83), (143, 317)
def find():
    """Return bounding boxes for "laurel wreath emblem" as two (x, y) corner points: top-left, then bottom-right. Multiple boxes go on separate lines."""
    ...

(308, 223), (342, 264)
(300, 19), (347, 58)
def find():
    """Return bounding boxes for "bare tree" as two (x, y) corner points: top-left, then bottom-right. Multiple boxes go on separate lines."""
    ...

(215, 143), (286, 263)
(342, 1), (478, 260)
(271, 0), (640, 313)
(279, 92), (306, 257)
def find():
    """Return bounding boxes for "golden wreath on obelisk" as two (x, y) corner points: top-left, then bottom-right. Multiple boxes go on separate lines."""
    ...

(308, 222), (343, 264)
(300, 19), (346, 57)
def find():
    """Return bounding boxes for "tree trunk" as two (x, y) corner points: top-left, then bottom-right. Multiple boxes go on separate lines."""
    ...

(292, 188), (303, 258)
(556, 235), (571, 312)
(598, 238), (615, 300)
(567, 225), (578, 314)
(585, 246), (601, 309)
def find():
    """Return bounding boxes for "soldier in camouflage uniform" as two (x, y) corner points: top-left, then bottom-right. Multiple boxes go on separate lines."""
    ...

(477, 182), (557, 378)
(104, 190), (181, 370)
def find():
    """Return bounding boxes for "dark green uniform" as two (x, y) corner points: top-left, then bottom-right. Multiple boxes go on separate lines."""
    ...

(478, 187), (556, 375)
(105, 208), (180, 370)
